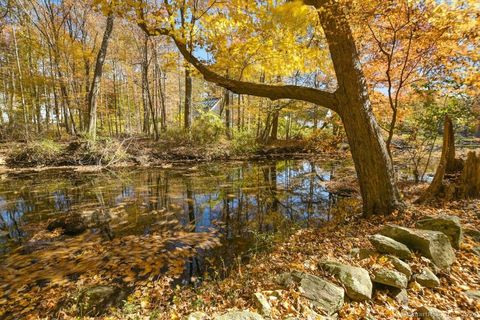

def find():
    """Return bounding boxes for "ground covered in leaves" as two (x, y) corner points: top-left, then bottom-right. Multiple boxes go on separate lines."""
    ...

(164, 199), (480, 320)
(1, 192), (479, 319)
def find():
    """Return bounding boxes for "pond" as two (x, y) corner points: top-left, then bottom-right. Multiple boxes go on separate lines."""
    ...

(0, 159), (352, 291)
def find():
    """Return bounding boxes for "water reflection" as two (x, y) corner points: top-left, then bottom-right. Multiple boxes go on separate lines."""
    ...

(0, 160), (344, 277)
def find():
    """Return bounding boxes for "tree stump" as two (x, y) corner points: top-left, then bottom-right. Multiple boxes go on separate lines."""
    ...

(417, 115), (480, 202)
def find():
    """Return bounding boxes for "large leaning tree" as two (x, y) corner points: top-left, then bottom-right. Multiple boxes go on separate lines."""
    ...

(109, 0), (405, 215)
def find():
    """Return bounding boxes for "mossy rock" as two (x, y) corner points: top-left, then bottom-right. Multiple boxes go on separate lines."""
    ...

(77, 285), (127, 316)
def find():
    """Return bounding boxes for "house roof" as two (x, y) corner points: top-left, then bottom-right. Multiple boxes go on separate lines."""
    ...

(195, 97), (221, 112)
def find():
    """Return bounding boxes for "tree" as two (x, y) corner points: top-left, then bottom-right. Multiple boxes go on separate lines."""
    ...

(356, 0), (478, 157)
(131, 0), (403, 215)
(87, 13), (114, 139)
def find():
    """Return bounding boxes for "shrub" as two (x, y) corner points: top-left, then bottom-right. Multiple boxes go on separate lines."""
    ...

(304, 129), (343, 152)
(191, 111), (225, 144)
(7, 139), (63, 167)
(76, 137), (130, 166)
(230, 129), (259, 154)
(161, 126), (192, 147)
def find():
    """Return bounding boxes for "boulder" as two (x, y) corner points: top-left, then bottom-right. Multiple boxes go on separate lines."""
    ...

(384, 255), (412, 279)
(253, 293), (271, 316)
(318, 260), (372, 301)
(277, 271), (344, 315)
(369, 234), (412, 260)
(416, 215), (463, 249)
(214, 311), (264, 320)
(415, 306), (449, 320)
(415, 268), (440, 288)
(47, 214), (87, 236)
(187, 312), (209, 320)
(77, 285), (127, 316)
(371, 268), (408, 289)
(388, 288), (408, 305)
(380, 225), (455, 269)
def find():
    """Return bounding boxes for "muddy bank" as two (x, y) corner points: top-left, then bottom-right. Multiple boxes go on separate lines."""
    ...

(0, 138), (336, 172)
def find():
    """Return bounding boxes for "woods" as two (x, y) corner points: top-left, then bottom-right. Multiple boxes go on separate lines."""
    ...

(0, 0), (479, 319)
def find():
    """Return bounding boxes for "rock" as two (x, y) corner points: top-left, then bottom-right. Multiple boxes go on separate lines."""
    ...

(369, 234), (412, 260)
(349, 248), (376, 260)
(253, 293), (271, 316)
(415, 268), (440, 288)
(465, 228), (480, 242)
(77, 285), (127, 316)
(465, 290), (480, 300)
(415, 306), (449, 320)
(380, 225), (455, 269)
(278, 271), (344, 315)
(276, 272), (296, 288)
(187, 312), (209, 320)
(416, 215), (463, 249)
(371, 268), (408, 289)
(213, 310), (264, 320)
(47, 214), (87, 236)
(388, 288), (408, 305)
(318, 260), (372, 301)
(384, 255), (412, 279)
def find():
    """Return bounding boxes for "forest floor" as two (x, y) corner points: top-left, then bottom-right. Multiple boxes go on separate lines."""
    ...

(161, 196), (480, 320)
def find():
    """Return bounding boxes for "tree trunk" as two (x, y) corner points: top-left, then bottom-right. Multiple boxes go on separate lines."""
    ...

(224, 88), (231, 138)
(12, 26), (29, 140)
(87, 14), (114, 139)
(417, 115), (479, 202)
(270, 109), (279, 142)
(141, 36), (159, 139)
(317, 0), (403, 215)
(184, 67), (192, 129)
(153, 48), (167, 131)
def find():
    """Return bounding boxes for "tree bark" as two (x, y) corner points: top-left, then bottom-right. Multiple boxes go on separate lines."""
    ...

(270, 109), (279, 142)
(184, 67), (192, 129)
(416, 115), (477, 202)
(224, 88), (231, 138)
(87, 14), (114, 139)
(316, 0), (403, 215)
(141, 36), (159, 139)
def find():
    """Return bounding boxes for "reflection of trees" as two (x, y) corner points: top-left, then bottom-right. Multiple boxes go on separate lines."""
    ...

(1, 160), (343, 281)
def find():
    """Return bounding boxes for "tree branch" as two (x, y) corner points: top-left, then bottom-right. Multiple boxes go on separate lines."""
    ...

(137, 12), (338, 110)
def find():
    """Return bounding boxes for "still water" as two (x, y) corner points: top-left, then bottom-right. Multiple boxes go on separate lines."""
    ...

(0, 159), (348, 283)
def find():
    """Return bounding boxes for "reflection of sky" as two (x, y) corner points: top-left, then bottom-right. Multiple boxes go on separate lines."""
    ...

(53, 191), (70, 212)
(0, 197), (28, 239)
(115, 186), (136, 204)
